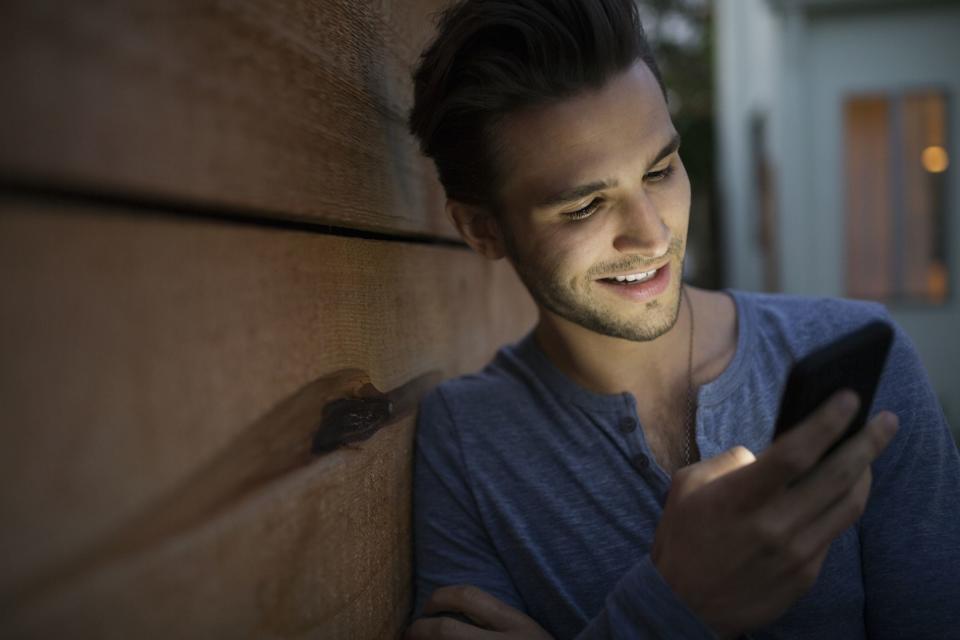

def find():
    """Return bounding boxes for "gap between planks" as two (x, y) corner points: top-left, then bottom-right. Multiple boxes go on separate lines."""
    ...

(0, 178), (468, 249)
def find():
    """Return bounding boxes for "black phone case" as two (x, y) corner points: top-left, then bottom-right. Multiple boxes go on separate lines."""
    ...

(773, 320), (894, 451)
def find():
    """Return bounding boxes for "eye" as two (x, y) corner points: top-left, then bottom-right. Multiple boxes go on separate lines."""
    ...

(563, 198), (602, 221)
(645, 164), (675, 183)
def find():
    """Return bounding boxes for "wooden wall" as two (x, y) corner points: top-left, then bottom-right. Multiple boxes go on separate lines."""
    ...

(0, 2), (536, 638)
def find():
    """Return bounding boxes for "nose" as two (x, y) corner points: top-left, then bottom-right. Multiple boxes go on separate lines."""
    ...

(611, 191), (671, 257)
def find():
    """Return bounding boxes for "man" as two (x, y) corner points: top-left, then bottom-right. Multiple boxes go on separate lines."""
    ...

(403, 1), (960, 638)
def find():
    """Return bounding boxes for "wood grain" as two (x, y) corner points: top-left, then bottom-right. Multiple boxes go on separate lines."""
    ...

(7, 414), (421, 640)
(0, 198), (536, 636)
(0, 0), (452, 237)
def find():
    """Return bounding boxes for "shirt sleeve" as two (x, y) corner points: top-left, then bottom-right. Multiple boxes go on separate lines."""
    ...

(576, 555), (719, 639)
(410, 387), (717, 639)
(410, 388), (526, 619)
(859, 322), (960, 638)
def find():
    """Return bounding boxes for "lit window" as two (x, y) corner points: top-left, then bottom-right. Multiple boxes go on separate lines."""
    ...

(844, 90), (950, 304)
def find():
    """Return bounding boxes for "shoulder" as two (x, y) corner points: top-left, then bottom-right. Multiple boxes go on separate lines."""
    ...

(417, 337), (539, 439)
(731, 290), (891, 359)
(730, 290), (944, 435)
(735, 290), (889, 334)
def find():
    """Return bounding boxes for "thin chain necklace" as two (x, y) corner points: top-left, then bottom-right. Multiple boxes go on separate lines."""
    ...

(682, 285), (697, 468)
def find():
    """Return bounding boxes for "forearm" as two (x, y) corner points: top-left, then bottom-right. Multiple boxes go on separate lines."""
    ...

(575, 555), (717, 640)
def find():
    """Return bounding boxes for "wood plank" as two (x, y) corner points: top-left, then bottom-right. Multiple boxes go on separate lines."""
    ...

(0, 198), (536, 636)
(0, 0), (452, 237)
(6, 416), (420, 640)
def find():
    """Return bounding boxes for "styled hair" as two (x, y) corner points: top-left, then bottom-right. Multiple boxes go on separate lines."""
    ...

(409, 0), (665, 208)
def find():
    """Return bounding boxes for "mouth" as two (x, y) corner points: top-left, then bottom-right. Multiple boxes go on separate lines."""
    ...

(597, 266), (662, 285)
(594, 262), (672, 300)
(597, 262), (670, 286)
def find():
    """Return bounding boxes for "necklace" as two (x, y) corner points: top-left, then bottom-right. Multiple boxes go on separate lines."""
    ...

(682, 285), (697, 468)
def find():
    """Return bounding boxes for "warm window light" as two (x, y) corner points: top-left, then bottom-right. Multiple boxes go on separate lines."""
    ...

(921, 145), (949, 173)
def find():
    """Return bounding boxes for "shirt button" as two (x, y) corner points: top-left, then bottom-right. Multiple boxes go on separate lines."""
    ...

(631, 453), (650, 471)
(618, 416), (637, 434)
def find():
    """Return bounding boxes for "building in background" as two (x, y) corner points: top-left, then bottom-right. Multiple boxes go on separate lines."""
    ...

(715, 0), (960, 436)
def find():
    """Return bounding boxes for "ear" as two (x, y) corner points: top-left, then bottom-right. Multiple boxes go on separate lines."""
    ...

(446, 200), (507, 260)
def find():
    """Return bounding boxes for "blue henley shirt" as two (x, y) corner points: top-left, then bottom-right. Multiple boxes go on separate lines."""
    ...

(411, 290), (960, 638)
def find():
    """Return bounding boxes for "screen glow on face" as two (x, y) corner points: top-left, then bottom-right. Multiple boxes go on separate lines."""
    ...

(492, 62), (692, 342)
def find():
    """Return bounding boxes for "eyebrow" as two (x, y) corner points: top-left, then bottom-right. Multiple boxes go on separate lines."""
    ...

(537, 133), (681, 208)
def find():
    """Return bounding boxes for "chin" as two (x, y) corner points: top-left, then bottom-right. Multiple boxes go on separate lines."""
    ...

(542, 285), (683, 343)
(592, 279), (684, 342)
(595, 307), (680, 342)
(515, 250), (686, 343)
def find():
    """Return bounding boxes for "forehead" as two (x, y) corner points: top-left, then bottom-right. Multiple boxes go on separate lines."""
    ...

(494, 61), (673, 206)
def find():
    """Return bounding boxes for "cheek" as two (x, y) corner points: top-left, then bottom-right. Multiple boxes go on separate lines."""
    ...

(532, 228), (573, 275)
(523, 224), (593, 280)
(674, 163), (692, 215)
(552, 228), (615, 291)
(654, 166), (692, 230)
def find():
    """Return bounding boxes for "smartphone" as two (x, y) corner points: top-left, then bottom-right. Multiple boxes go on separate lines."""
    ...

(772, 320), (894, 457)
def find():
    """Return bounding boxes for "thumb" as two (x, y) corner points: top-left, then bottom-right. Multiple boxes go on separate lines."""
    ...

(671, 445), (756, 502)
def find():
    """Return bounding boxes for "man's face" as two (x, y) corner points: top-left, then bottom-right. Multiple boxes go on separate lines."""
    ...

(491, 61), (691, 342)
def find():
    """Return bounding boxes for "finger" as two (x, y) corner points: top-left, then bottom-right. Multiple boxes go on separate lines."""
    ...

(730, 390), (860, 503)
(669, 445), (756, 503)
(423, 585), (531, 632)
(405, 615), (493, 640)
(773, 468), (873, 578)
(772, 411), (897, 531)
(804, 468), (872, 552)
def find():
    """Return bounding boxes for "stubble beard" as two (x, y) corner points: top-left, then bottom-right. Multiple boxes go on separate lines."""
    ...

(505, 234), (686, 343)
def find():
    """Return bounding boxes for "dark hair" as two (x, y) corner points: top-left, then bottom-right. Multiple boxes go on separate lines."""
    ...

(409, 0), (665, 208)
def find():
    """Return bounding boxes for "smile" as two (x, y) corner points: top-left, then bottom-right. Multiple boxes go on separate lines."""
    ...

(603, 269), (658, 284)
(595, 263), (672, 300)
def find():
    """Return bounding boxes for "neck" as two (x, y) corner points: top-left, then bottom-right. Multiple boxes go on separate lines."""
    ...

(532, 286), (694, 401)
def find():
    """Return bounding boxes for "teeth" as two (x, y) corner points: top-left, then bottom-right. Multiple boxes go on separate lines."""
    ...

(613, 269), (656, 283)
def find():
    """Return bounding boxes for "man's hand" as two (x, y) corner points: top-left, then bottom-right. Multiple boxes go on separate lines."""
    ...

(405, 585), (554, 640)
(652, 390), (899, 638)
